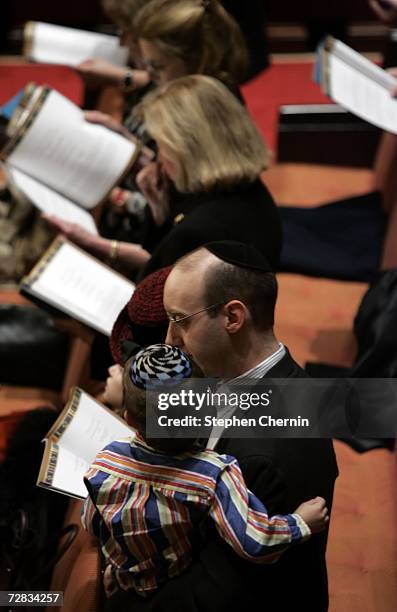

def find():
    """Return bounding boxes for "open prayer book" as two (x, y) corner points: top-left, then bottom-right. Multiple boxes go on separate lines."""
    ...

(24, 21), (129, 67)
(1, 84), (140, 234)
(317, 37), (397, 134)
(38, 387), (134, 499)
(21, 237), (135, 336)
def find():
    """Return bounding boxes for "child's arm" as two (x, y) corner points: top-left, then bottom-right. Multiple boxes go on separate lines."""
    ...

(209, 459), (326, 564)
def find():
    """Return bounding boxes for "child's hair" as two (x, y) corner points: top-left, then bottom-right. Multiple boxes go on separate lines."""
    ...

(133, 0), (248, 86)
(123, 344), (204, 453)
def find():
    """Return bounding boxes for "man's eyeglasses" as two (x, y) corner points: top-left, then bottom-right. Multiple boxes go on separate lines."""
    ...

(167, 302), (225, 324)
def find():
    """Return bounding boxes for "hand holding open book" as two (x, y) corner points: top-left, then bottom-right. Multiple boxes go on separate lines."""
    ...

(38, 388), (134, 499)
(21, 237), (135, 336)
(24, 21), (129, 68)
(1, 84), (140, 234)
(316, 37), (397, 134)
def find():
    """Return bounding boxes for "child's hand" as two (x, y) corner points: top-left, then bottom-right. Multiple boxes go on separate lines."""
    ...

(295, 496), (329, 534)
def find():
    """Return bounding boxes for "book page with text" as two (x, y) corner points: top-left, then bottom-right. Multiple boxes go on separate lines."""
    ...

(8, 167), (98, 234)
(8, 89), (138, 209)
(24, 241), (135, 336)
(53, 391), (133, 461)
(41, 444), (92, 499)
(322, 40), (397, 134)
(26, 22), (128, 67)
(39, 390), (134, 498)
(331, 39), (396, 90)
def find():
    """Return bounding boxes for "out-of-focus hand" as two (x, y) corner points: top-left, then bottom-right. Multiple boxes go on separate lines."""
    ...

(103, 564), (118, 597)
(110, 186), (131, 211)
(136, 161), (170, 226)
(42, 214), (98, 252)
(134, 145), (155, 172)
(295, 496), (329, 534)
(84, 110), (129, 136)
(369, 0), (397, 23)
(386, 66), (397, 96)
(76, 58), (127, 88)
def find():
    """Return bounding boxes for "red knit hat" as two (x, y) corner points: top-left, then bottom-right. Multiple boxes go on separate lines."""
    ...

(110, 266), (172, 365)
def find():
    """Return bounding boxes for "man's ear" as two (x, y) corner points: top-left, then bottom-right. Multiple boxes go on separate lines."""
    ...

(223, 300), (248, 334)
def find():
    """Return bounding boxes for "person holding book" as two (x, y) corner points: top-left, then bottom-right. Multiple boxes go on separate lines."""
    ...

(76, 0), (151, 93)
(82, 343), (329, 610)
(45, 74), (282, 279)
(79, 0), (250, 245)
(46, 0), (250, 261)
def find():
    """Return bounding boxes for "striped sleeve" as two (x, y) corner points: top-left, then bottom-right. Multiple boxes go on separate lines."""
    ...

(209, 460), (311, 564)
(81, 493), (101, 536)
(80, 473), (103, 536)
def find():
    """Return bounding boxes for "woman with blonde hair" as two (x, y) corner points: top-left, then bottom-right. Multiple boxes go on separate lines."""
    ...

(75, 0), (250, 248)
(46, 75), (281, 276)
(77, 0), (150, 91)
(134, 0), (248, 89)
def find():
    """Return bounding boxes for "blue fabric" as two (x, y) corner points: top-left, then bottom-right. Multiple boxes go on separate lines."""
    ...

(279, 191), (386, 282)
(0, 90), (24, 120)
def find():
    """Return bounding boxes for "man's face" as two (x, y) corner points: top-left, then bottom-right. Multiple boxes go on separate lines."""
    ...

(164, 266), (227, 377)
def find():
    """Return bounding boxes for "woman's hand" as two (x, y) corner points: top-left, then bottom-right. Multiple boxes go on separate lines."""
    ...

(77, 60), (151, 91)
(42, 215), (99, 252)
(136, 161), (170, 226)
(110, 187), (131, 211)
(43, 214), (151, 269)
(386, 67), (397, 96)
(76, 59), (127, 88)
(84, 110), (129, 137)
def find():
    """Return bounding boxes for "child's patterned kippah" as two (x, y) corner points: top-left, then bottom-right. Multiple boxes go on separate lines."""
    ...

(130, 344), (193, 390)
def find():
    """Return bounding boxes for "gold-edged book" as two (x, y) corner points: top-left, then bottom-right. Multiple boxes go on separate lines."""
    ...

(20, 236), (135, 336)
(37, 387), (134, 499)
(317, 37), (397, 134)
(1, 83), (140, 234)
(23, 21), (129, 67)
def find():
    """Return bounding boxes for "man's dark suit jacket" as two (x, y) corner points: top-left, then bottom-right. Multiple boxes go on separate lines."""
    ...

(211, 350), (339, 612)
(106, 351), (338, 612)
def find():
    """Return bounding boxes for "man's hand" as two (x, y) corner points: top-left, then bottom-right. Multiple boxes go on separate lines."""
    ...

(369, 0), (397, 23)
(295, 496), (329, 534)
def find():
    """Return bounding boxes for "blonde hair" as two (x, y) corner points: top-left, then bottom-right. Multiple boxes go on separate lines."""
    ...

(133, 0), (248, 86)
(138, 75), (271, 193)
(101, 0), (147, 31)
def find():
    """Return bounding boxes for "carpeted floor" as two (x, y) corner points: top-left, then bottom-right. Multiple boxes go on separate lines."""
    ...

(0, 62), (83, 106)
